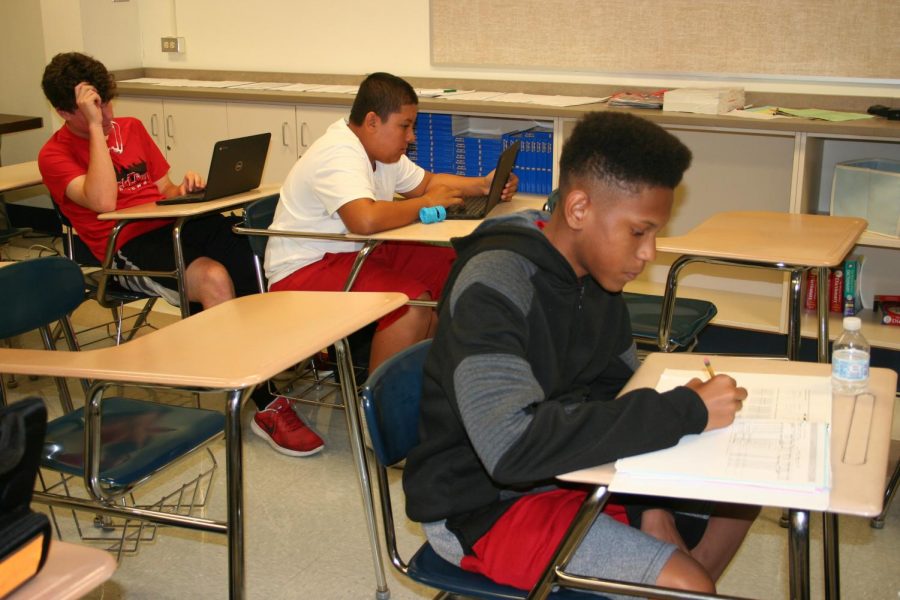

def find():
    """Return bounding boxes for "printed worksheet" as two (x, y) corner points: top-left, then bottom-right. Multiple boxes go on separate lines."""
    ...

(609, 368), (832, 507)
(654, 369), (832, 423)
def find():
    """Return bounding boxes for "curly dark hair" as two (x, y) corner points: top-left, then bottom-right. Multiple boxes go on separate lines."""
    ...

(559, 112), (692, 196)
(349, 72), (418, 126)
(41, 52), (117, 112)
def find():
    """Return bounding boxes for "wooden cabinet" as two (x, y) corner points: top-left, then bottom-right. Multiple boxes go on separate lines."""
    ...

(296, 105), (349, 157)
(114, 97), (228, 182)
(226, 102), (298, 186)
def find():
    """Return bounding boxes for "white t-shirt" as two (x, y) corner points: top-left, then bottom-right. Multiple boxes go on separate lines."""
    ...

(264, 119), (425, 286)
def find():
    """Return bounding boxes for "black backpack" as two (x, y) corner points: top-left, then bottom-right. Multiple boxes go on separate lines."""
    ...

(0, 397), (51, 597)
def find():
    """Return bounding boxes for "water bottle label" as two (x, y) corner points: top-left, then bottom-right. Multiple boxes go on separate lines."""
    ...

(832, 356), (869, 382)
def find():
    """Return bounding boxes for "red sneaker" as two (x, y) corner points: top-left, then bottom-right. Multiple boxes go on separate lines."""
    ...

(251, 397), (324, 457)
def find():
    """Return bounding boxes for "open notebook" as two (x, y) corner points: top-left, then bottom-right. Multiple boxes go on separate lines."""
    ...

(610, 370), (833, 510)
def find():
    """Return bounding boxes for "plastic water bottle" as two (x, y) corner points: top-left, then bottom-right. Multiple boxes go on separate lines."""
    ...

(831, 316), (870, 393)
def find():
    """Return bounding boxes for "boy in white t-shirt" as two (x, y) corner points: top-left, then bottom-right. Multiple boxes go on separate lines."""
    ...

(255, 72), (517, 457)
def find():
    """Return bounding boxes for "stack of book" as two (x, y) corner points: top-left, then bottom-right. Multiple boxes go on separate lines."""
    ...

(608, 89), (668, 109)
(454, 133), (502, 177)
(407, 113), (553, 195)
(804, 254), (865, 316)
(501, 127), (553, 195)
(408, 113), (454, 173)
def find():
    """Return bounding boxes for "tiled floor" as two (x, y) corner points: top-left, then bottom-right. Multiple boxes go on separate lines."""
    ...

(4, 240), (900, 599)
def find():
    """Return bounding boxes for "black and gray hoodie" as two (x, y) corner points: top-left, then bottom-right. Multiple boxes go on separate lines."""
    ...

(402, 209), (707, 552)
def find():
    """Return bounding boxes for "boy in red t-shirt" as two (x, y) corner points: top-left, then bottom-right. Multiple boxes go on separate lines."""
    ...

(39, 52), (258, 310)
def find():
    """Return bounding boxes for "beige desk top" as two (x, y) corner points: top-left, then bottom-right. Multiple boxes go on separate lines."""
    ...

(559, 353), (897, 517)
(6, 540), (116, 600)
(0, 161), (42, 193)
(0, 291), (407, 389)
(344, 194), (547, 243)
(656, 211), (867, 268)
(97, 184), (279, 221)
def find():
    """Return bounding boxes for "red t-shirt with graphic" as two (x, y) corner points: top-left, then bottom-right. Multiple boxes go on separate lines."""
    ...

(38, 117), (173, 261)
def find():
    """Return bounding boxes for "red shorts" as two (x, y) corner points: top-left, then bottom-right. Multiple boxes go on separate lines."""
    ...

(270, 242), (455, 331)
(459, 489), (628, 591)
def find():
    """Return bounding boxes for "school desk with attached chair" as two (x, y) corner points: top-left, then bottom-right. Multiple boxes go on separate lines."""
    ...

(96, 183), (279, 317)
(531, 353), (896, 600)
(0, 288), (407, 600)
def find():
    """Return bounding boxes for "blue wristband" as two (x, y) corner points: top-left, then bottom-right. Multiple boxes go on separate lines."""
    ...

(419, 205), (446, 224)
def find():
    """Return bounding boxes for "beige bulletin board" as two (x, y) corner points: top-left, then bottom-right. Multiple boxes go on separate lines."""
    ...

(430, 0), (900, 81)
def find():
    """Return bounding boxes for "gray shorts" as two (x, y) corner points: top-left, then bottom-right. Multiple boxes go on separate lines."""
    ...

(424, 512), (676, 600)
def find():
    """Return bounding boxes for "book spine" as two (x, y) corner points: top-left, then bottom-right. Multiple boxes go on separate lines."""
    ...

(805, 271), (817, 311)
(842, 257), (860, 316)
(829, 268), (843, 313)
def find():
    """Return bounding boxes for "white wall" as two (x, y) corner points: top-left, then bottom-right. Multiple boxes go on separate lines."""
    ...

(0, 1), (53, 165)
(0, 0), (143, 165)
(3, 0), (897, 168)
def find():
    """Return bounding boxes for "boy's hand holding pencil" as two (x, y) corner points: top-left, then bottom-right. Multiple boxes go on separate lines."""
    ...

(685, 357), (747, 432)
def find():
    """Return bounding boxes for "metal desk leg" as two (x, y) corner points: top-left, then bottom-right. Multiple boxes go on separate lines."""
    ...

(823, 514), (840, 600)
(226, 387), (252, 600)
(786, 270), (803, 361)
(816, 266), (830, 364)
(172, 218), (190, 317)
(658, 255), (695, 352)
(343, 240), (381, 292)
(788, 509), (810, 600)
(334, 338), (390, 600)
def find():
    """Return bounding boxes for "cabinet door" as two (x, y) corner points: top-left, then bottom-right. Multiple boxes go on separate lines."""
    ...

(296, 105), (349, 157)
(161, 99), (228, 181)
(114, 96), (165, 152)
(227, 102), (297, 186)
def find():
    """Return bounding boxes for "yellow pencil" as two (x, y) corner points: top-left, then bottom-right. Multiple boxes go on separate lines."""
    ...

(703, 357), (716, 379)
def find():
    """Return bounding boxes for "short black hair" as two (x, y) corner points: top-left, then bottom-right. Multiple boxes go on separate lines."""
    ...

(348, 72), (418, 126)
(41, 52), (117, 112)
(559, 112), (692, 196)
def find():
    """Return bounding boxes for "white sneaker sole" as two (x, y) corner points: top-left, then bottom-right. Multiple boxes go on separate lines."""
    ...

(250, 419), (324, 457)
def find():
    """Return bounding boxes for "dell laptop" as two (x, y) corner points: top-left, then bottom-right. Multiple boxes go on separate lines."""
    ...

(157, 132), (271, 205)
(444, 140), (520, 220)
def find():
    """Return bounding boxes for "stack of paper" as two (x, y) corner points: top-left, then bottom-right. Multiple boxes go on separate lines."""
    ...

(611, 370), (833, 510)
(662, 88), (745, 115)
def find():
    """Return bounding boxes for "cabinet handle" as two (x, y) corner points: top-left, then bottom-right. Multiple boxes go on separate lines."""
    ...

(166, 115), (175, 141)
(282, 122), (290, 147)
(150, 114), (159, 137)
(300, 122), (309, 148)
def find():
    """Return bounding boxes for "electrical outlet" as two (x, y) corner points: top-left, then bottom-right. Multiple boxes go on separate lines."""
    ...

(160, 37), (185, 53)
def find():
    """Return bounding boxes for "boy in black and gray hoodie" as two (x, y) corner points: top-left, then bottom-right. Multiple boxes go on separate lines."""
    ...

(403, 112), (756, 596)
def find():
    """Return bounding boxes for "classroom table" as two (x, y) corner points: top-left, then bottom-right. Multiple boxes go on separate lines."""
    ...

(0, 160), (42, 193)
(529, 353), (896, 600)
(0, 113), (43, 138)
(0, 160), (43, 239)
(0, 114), (43, 229)
(0, 290), (408, 600)
(6, 540), (117, 600)
(97, 184), (279, 316)
(654, 211), (867, 362)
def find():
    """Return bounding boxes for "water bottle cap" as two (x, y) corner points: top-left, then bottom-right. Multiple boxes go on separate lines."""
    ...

(842, 316), (862, 331)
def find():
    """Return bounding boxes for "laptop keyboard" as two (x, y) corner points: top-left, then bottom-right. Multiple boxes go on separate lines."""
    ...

(157, 192), (207, 205)
(446, 195), (488, 217)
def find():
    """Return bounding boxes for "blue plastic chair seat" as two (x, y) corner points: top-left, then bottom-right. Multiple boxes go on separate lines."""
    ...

(42, 397), (224, 494)
(623, 292), (717, 349)
(361, 341), (605, 599)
